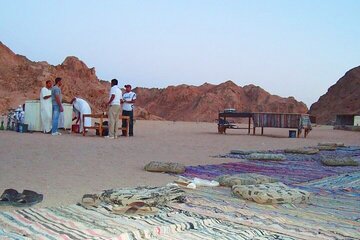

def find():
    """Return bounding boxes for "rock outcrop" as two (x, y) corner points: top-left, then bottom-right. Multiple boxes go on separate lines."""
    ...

(0, 41), (109, 115)
(134, 81), (308, 122)
(309, 66), (360, 124)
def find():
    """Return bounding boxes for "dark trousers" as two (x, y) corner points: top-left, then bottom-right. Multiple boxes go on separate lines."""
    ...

(122, 110), (134, 136)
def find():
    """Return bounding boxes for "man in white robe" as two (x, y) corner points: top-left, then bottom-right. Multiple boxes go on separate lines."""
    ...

(71, 97), (92, 132)
(40, 80), (52, 133)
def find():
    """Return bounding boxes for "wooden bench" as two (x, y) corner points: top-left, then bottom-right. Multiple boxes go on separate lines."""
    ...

(82, 113), (130, 137)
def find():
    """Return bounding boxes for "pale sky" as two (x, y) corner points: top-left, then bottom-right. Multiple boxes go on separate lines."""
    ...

(1, 0), (359, 107)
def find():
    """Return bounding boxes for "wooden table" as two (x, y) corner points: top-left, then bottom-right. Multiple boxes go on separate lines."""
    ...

(218, 112), (253, 134)
(82, 113), (130, 137)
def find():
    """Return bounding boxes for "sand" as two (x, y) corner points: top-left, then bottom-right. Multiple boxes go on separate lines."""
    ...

(0, 121), (359, 210)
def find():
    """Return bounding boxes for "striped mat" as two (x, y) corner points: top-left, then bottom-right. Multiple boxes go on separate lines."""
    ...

(0, 204), (294, 239)
(172, 172), (360, 240)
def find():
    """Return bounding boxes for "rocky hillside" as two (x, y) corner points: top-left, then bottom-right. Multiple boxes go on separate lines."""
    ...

(309, 66), (360, 124)
(0, 42), (107, 111)
(0, 42), (158, 120)
(134, 81), (308, 122)
(0, 41), (308, 122)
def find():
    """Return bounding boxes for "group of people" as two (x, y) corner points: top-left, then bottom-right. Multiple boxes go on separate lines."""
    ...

(39, 77), (136, 138)
(106, 79), (136, 138)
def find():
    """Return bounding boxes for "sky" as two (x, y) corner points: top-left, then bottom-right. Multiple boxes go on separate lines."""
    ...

(1, 0), (359, 107)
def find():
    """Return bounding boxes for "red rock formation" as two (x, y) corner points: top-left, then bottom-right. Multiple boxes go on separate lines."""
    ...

(0, 41), (110, 115)
(309, 66), (360, 124)
(135, 80), (308, 122)
(0, 42), (308, 122)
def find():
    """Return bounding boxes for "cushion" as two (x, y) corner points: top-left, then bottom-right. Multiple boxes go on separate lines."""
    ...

(321, 157), (359, 166)
(217, 173), (277, 187)
(144, 161), (186, 173)
(318, 142), (344, 147)
(284, 148), (319, 155)
(232, 182), (310, 204)
(230, 150), (266, 155)
(247, 153), (286, 161)
(317, 145), (337, 151)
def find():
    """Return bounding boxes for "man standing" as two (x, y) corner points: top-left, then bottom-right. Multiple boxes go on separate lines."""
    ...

(106, 79), (122, 139)
(51, 77), (63, 136)
(40, 80), (52, 133)
(71, 97), (92, 133)
(121, 84), (136, 136)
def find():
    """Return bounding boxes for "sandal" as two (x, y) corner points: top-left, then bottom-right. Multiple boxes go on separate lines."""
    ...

(12, 190), (43, 207)
(80, 194), (100, 208)
(0, 189), (19, 206)
(112, 201), (158, 215)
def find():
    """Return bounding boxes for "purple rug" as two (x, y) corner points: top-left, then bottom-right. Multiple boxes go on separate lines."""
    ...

(182, 146), (360, 185)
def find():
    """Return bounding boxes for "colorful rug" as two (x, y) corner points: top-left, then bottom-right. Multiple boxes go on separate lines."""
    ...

(0, 204), (294, 239)
(182, 146), (360, 184)
(172, 172), (360, 239)
(1, 146), (359, 239)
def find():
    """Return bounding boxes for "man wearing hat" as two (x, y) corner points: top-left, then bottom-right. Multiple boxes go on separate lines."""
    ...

(121, 84), (136, 136)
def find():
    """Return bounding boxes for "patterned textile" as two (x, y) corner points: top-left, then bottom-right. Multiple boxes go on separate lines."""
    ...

(173, 147), (360, 239)
(299, 171), (360, 192)
(172, 175), (360, 240)
(99, 185), (186, 207)
(252, 113), (311, 130)
(0, 201), (294, 239)
(232, 182), (310, 204)
(183, 146), (360, 184)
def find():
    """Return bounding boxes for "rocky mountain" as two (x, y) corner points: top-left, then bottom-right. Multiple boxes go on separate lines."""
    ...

(134, 81), (308, 122)
(0, 41), (308, 122)
(309, 66), (360, 124)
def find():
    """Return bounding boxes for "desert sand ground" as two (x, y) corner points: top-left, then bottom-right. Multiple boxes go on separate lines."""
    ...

(0, 121), (359, 211)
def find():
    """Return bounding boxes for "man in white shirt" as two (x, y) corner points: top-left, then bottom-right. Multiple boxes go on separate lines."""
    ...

(121, 84), (136, 136)
(40, 80), (52, 133)
(106, 79), (122, 139)
(71, 97), (92, 133)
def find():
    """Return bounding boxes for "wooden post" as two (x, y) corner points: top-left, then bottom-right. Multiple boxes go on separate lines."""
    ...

(82, 115), (86, 136)
(248, 117), (251, 134)
(99, 116), (103, 137)
(126, 117), (130, 136)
